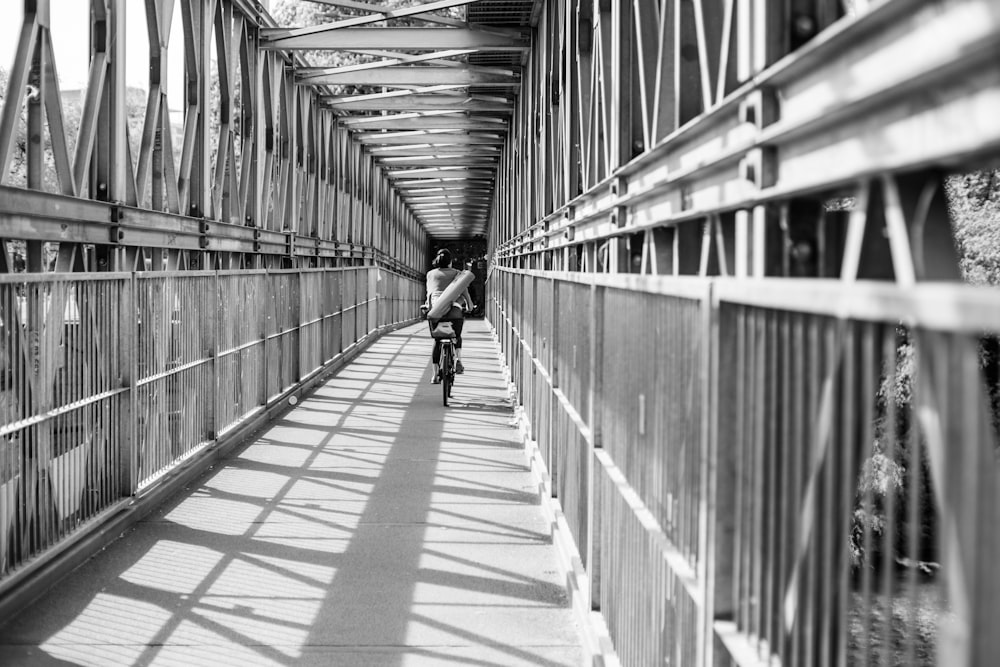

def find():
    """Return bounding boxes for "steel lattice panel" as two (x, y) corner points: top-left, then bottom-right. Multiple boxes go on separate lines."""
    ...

(467, 0), (537, 27)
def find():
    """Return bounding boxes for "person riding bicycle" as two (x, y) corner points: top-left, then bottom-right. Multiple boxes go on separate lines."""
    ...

(425, 249), (474, 384)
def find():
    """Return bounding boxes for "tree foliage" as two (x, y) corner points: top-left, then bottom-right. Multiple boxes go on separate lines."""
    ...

(946, 169), (1000, 285)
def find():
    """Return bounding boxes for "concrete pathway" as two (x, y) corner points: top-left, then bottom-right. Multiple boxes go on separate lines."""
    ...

(0, 320), (583, 666)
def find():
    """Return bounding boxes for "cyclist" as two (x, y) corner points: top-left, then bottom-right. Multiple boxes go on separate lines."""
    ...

(424, 249), (474, 384)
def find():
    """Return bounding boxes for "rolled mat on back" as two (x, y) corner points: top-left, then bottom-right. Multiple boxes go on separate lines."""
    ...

(427, 270), (475, 319)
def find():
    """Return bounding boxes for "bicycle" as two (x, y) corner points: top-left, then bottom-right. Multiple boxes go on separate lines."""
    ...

(425, 304), (469, 407)
(437, 329), (457, 406)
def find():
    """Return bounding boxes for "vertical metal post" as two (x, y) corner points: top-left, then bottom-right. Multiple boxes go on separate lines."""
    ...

(121, 274), (137, 496)
(189, 0), (212, 219)
(587, 281), (604, 610)
(212, 270), (220, 442)
(26, 3), (46, 192)
(103, 0), (127, 204)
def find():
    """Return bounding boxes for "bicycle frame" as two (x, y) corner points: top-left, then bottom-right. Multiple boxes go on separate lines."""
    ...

(439, 336), (456, 406)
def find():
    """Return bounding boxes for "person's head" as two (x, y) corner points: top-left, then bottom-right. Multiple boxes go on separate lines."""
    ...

(433, 249), (452, 269)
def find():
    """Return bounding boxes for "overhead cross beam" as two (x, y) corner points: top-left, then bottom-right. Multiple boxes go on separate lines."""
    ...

(261, 27), (529, 51)
(264, 0), (530, 242)
(357, 132), (506, 145)
(342, 111), (508, 128)
(295, 66), (518, 87)
(327, 97), (514, 112)
(295, 50), (476, 80)
(366, 146), (502, 157)
(282, 0), (477, 31)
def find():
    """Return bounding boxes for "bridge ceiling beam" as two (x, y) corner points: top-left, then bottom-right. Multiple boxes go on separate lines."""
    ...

(376, 156), (498, 167)
(367, 145), (502, 156)
(393, 178), (492, 187)
(262, 0), (537, 241)
(394, 183), (493, 193)
(386, 167), (496, 179)
(302, 0), (470, 28)
(324, 96), (514, 112)
(261, 27), (530, 51)
(357, 133), (506, 146)
(298, 53), (516, 79)
(342, 116), (508, 131)
(275, 0), (479, 29)
(296, 66), (519, 87)
(405, 194), (494, 202)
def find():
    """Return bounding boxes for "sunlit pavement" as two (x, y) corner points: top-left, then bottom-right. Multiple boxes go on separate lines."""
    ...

(0, 320), (583, 667)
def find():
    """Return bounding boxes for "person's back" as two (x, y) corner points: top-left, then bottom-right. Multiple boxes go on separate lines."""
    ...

(426, 266), (462, 309)
(424, 250), (473, 383)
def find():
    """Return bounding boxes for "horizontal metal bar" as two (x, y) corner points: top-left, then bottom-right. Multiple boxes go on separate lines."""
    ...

(135, 357), (215, 387)
(261, 27), (530, 51)
(0, 387), (129, 438)
(297, 66), (519, 86)
(494, 266), (713, 301)
(216, 338), (266, 359)
(0, 272), (130, 284)
(713, 278), (1000, 332)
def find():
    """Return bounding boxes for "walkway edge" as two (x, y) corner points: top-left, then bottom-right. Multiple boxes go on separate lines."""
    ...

(0, 320), (418, 627)
(489, 324), (621, 667)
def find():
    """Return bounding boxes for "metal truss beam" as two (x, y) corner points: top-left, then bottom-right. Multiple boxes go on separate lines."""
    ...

(303, 0), (469, 28)
(296, 66), (519, 87)
(365, 145), (503, 156)
(324, 96), (514, 112)
(376, 156), (498, 167)
(0, 0), (433, 272)
(494, 0), (1000, 283)
(275, 0), (478, 31)
(261, 27), (529, 51)
(343, 115), (508, 131)
(358, 133), (506, 146)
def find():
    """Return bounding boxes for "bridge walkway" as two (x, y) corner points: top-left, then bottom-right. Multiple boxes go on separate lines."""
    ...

(0, 320), (584, 666)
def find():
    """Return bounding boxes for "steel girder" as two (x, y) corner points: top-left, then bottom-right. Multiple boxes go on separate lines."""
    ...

(0, 0), (434, 276)
(489, 2), (1000, 667)
(256, 1), (539, 240)
(493, 0), (1000, 284)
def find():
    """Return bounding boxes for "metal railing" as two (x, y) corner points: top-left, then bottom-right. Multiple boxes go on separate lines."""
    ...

(0, 266), (422, 580)
(491, 268), (1000, 667)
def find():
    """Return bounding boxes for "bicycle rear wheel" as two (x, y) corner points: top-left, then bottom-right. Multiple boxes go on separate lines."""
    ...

(441, 344), (452, 406)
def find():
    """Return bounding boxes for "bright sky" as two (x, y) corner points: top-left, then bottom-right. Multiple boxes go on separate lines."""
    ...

(0, 0), (190, 108)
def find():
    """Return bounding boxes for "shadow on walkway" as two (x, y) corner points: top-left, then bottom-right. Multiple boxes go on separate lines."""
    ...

(0, 320), (582, 666)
